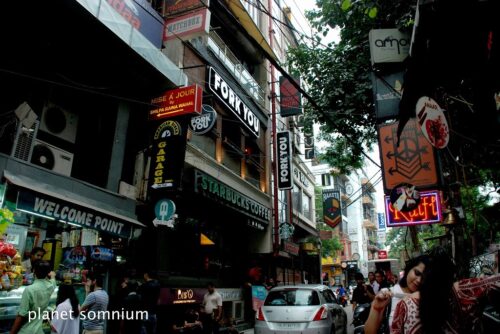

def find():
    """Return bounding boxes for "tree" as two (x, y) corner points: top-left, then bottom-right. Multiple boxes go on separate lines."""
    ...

(287, 0), (416, 173)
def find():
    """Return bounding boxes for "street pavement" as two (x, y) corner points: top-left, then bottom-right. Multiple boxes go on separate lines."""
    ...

(344, 302), (355, 334)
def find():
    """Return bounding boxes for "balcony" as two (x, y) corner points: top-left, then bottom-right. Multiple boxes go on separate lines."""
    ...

(207, 31), (265, 104)
(362, 194), (375, 207)
(363, 219), (377, 230)
(361, 178), (376, 192)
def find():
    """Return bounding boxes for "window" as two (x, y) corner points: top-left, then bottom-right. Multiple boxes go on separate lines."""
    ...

(244, 138), (263, 189)
(321, 174), (331, 186)
(292, 184), (302, 211)
(302, 193), (311, 219)
(189, 130), (216, 158)
(221, 118), (242, 174)
(272, 0), (282, 48)
(265, 289), (320, 306)
(243, 0), (261, 28)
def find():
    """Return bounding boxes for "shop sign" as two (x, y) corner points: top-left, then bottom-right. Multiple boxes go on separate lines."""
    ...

(283, 240), (299, 256)
(16, 189), (133, 239)
(371, 72), (403, 120)
(369, 29), (410, 65)
(218, 288), (243, 301)
(384, 190), (442, 227)
(346, 261), (358, 270)
(277, 131), (292, 189)
(165, 0), (208, 14)
(416, 96), (450, 149)
(378, 119), (439, 194)
(158, 287), (205, 305)
(152, 199), (176, 228)
(189, 104), (217, 135)
(377, 213), (386, 231)
(208, 67), (260, 137)
(279, 222), (294, 240)
(279, 76), (302, 116)
(164, 8), (210, 41)
(105, 0), (164, 48)
(150, 85), (203, 120)
(322, 189), (342, 229)
(148, 118), (189, 192)
(194, 170), (270, 222)
(294, 167), (309, 188)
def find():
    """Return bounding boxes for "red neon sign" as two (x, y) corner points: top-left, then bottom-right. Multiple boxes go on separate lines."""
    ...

(149, 85), (203, 120)
(385, 190), (442, 227)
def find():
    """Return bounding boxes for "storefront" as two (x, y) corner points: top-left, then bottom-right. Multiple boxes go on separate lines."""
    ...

(0, 159), (144, 333)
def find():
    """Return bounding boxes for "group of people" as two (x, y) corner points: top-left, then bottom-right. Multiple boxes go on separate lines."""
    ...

(356, 246), (500, 334)
(10, 257), (162, 334)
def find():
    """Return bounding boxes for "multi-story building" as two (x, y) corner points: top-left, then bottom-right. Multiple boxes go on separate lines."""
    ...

(0, 0), (319, 330)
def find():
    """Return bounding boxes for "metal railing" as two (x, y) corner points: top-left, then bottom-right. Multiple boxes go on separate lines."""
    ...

(207, 30), (265, 104)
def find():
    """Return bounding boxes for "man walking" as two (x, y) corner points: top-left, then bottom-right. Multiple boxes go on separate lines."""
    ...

(201, 282), (223, 334)
(351, 273), (375, 311)
(81, 273), (109, 334)
(139, 270), (161, 334)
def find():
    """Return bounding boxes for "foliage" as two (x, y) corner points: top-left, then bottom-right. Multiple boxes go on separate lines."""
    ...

(317, 223), (344, 258)
(0, 207), (14, 234)
(385, 224), (448, 260)
(287, 0), (416, 173)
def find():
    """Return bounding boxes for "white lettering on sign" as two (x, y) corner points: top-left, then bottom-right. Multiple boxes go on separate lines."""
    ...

(209, 67), (260, 137)
(277, 131), (292, 189)
(33, 197), (125, 235)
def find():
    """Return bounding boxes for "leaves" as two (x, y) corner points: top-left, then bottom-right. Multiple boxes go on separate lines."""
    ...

(341, 0), (351, 11)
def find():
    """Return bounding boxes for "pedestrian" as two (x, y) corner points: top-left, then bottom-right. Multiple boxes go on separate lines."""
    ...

(80, 273), (109, 334)
(51, 284), (80, 334)
(373, 270), (390, 294)
(173, 307), (203, 334)
(138, 270), (161, 334)
(200, 282), (223, 334)
(365, 247), (500, 334)
(351, 272), (375, 311)
(368, 271), (377, 292)
(119, 280), (143, 334)
(10, 260), (56, 334)
(263, 277), (276, 291)
(21, 246), (46, 275)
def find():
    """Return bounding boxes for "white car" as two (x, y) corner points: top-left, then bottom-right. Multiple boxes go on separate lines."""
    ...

(255, 284), (347, 334)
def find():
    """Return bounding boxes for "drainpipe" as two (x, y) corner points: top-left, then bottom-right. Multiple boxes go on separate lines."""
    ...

(269, 0), (279, 255)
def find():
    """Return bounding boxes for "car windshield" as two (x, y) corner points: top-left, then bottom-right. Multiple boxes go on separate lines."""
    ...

(264, 289), (320, 306)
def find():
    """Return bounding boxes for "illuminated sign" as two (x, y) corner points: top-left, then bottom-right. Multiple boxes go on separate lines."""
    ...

(150, 85), (203, 120)
(385, 190), (442, 227)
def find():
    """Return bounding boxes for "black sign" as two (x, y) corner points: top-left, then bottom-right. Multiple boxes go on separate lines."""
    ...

(371, 72), (404, 121)
(277, 131), (292, 189)
(16, 189), (134, 239)
(189, 104), (217, 135)
(279, 76), (302, 116)
(208, 67), (260, 137)
(322, 189), (342, 228)
(148, 117), (189, 194)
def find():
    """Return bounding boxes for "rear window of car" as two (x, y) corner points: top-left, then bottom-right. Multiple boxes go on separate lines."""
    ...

(264, 289), (320, 306)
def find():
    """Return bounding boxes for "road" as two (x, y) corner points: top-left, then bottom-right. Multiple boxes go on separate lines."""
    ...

(344, 303), (355, 334)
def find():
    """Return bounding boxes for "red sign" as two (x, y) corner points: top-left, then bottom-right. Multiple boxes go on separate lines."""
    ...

(384, 190), (442, 227)
(378, 250), (388, 259)
(279, 76), (302, 116)
(283, 241), (299, 256)
(150, 85), (203, 120)
(165, 0), (205, 14)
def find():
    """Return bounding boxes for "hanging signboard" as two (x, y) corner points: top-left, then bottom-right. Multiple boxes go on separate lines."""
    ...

(378, 119), (439, 194)
(148, 118), (189, 193)
(279, 76), (302, 116)
(189, 104), (217, 135)
(322, 189), (342, 229)
(277, 131), (292, 189)
(415, 96), (450, 149)
(384, 190), (442, 227)
(164, 8), (210, 41)
(164, 0), (208, 15)
(369, 29), (410, 65)
(150, 85), (203, 120)
(208, 67), (260, 137)
(371, 72), (404, 120)
(377, 213), (386, 231)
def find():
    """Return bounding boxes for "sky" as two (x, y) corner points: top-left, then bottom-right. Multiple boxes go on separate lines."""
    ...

(283, 0), (386, 214)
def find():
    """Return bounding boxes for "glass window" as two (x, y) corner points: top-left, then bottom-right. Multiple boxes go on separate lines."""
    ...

(221, 118), (242, 174)
(189, 131), (216, 158)
(243, 0), (261, 28)
(302, 193), (311, 219)
(321, 174), (331, 186)
(272, 0), (282, 47)
(292, 184), (301, 211)
(265, 289), (320, 306)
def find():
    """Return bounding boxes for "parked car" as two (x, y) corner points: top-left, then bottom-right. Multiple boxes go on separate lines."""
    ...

(255, 284), (348, 334)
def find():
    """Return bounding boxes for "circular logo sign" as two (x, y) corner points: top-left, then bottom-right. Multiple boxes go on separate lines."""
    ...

(189, 104), (217, 135)
(390, 183), (421, 212)
(415, 96), (449, 149)
(154, 199), (176, 222)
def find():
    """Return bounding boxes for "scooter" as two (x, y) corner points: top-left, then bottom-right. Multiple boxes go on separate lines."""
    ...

(339, 295), (348, 307)
(352, 303), (371, 334)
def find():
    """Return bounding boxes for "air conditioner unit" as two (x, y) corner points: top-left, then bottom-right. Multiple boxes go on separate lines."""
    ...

(39, 103), (78, 143)
(11, 121), (39, 161)
(30, 139), (73, 176)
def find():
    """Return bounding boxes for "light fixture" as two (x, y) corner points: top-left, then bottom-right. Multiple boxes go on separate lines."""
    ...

(17, 209), (55, 221)
(442, 209), (457, 226)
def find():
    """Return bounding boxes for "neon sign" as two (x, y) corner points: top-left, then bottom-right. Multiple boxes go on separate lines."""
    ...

(385, 190), (442, 227)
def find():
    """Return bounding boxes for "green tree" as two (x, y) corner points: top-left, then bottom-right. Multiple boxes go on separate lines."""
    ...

(287, 0), (415, 173)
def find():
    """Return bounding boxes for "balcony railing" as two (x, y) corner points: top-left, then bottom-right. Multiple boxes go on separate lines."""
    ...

(207, 30), (265, 104)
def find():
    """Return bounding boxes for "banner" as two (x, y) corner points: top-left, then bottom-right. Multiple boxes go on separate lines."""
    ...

(322, 189), (342, 228)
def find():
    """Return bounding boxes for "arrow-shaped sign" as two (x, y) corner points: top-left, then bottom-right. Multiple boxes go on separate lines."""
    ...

(386, 151), (395, 159)
(384, 136), (392, 144)
(152, 217), (175, 228)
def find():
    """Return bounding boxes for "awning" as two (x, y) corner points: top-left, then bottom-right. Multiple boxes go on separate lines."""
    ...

(3, 171), (144, 239)
(226, 0), (278, 62)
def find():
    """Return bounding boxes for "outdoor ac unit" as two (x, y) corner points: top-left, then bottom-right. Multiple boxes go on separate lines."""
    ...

(39, 103), (78, 143)
(30, 139), (73, 176)
(11, 120), (39, 161)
